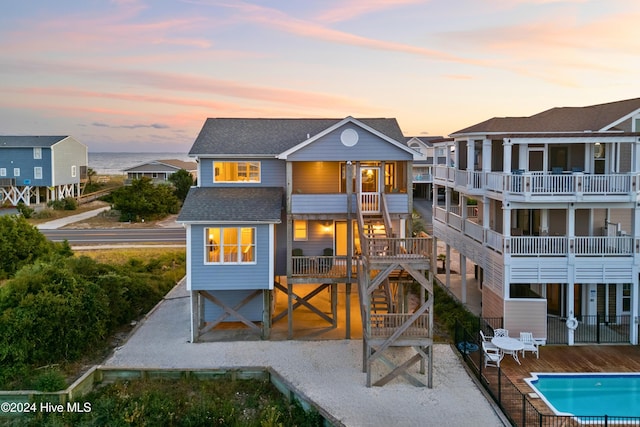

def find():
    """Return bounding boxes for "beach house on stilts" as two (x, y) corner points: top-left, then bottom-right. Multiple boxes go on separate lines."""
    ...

(178, 117), (434, 386)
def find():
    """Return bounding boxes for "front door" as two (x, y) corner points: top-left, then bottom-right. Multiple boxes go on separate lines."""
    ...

(360, 167), (380, 213)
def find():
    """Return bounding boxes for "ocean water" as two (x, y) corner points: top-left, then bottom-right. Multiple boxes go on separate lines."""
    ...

(88, 152), (193, 175)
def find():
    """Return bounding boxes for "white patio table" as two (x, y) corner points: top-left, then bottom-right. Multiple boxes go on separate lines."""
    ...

(491, 336), (525, 365)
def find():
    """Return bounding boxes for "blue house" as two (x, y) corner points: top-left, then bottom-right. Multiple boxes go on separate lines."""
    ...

(178, 117), (434, 386)
(0, 136), (88, 206)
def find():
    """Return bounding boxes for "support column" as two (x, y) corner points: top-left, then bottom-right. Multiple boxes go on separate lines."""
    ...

(503, 138), (512, 173)
(460, 254), (467, 304)
(482, 139), (492, 172)
(346, 161), (354, 339)
(567, 282), (576, 346)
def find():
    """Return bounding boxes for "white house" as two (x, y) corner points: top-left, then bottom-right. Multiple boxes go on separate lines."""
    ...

(433, 98), (640, 345)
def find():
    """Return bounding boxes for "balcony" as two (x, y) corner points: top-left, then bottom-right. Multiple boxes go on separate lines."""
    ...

(433, 166), (638, 201)
(361, 236), (432, 264)
(434, 206), (637, 257)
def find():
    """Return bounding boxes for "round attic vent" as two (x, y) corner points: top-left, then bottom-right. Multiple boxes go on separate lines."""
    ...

(340, 128), (359, 147)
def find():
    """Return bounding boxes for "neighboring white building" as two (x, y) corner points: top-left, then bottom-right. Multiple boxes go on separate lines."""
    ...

(405, 136), (452, 199)
(433, 98), (640, 345)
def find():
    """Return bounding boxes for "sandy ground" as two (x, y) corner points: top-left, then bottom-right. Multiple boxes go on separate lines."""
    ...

(105, 281), (506, 427)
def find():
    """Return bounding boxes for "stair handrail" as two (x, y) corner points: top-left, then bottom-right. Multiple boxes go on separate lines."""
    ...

(356, 194), (370, 257)
(380, 193), (393, 237)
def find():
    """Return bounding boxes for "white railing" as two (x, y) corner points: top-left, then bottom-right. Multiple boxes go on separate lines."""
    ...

(434, 206), (447, 222)
(360, 192), (379, 214)
(455, 170), (468, 187)
(434, 166), (448, 180)
(509, 236), (567, 255)
(573, 236), (634, 255)
(448, 212), (462, 231)
(465, 220), (484, 242)
(486, 229), (503, 253)
(441, 168), (637, 196)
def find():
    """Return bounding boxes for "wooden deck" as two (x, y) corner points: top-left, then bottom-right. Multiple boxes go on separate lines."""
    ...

(478, 345), (640, 417)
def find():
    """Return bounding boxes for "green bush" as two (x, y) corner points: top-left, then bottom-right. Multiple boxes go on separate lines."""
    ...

(32, 368), (67, 392)
(47, 197), (78, 211)
(0, 253), (184, 389)
(16, 202), (34, 219)
(111, 177), (180, 222)
(0, 215), (58, 279)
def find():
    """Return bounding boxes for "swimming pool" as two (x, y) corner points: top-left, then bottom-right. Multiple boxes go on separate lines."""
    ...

(525, 373), (640, 418)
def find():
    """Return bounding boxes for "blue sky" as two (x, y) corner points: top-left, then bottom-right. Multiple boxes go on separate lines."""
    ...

(1, 0), (639, 152)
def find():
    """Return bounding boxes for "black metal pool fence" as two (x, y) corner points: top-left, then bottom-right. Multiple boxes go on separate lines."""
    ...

(454, 319), (640, 426)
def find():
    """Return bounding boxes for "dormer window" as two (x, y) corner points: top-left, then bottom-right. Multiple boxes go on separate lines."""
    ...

(214, 161), (261, 183)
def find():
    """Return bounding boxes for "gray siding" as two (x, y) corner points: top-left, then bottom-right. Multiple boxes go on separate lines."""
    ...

(288, 124), (412, 162)
(189, 224), (273, 290)
(52, 137), (87, 185)
(199, 157), (285, 187)
(384, 193), (409, 214)
(291, 194), (356, 214)
(203, 290), (264, 322)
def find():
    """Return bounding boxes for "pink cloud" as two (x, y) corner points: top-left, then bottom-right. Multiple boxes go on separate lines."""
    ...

(315, 0), (427, 23)
(207, 1), (486, 67)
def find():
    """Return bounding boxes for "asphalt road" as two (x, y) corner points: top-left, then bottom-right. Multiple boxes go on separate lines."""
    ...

(41, 228), (186, 245)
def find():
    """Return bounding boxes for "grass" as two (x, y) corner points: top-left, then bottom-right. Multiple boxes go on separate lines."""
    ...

(75, 247), (186, 265)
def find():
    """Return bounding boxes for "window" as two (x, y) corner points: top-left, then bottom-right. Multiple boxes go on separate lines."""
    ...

(34, 167), (42, 179)
(0, 168), (5, 177)
(294, 220), (308, 240)
(13, 168), (20, 177)
(71, 165), (77, 177)
(205, 227), (255, 264)
(33, 147), (42, 159)
(214, 161), (260, 183)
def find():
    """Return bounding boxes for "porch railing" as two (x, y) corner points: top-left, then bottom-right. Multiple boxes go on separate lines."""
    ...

(363, 236), (432, 261)
(369, 313), (430, 338)
(508, 235), (634, 256)
(434, 166), (638, 196)
(291, 256), (352, 278)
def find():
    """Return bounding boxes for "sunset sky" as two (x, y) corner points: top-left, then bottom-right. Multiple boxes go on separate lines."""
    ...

(1, 0), (639, 152)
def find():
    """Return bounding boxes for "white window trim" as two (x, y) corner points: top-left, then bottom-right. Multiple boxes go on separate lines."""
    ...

(71, 165), (77, 178)
(213, 161), (261, 183)
(0, 168), (6, 177)
(204, 227), (257, 265)
(33, 147), (42, 159)
(34, 167), (43, 180)
(13, 168), (20, 177)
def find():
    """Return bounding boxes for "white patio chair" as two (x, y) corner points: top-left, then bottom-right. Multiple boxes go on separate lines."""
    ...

(493, 328), (509, 337)
(519, 332), (540, 359)
(479, 330), (498, 350)
(482, 342), (503, 368)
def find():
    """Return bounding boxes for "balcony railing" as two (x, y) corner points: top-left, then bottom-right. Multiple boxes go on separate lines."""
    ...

(369, 313), (430, 339)
(507, 235), (634, 256)
(362, 236), (432, 261)
(291, 256), (353, 278)
(413, 173), (433, 183)
(434, 209), (638, 256)
(434, 166), (638, 197)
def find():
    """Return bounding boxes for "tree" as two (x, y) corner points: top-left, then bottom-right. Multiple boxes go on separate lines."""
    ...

(0, 215), (53, 278)
(111, 177), (180, 222)
(86, 167), (97, 185)
(168, 169), (194, 202)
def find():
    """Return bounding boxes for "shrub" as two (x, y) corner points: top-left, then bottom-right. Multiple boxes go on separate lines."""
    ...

(0, 215), (54, 279)
(32, 368), (67, 392)
(16, 202), (34, 219)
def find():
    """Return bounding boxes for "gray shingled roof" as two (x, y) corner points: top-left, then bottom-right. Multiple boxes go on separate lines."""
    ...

(452, 98), (640, 135)
(177, 187), (283, 223)
(189, 118), (405, 156)
(0, 136), (68, 147)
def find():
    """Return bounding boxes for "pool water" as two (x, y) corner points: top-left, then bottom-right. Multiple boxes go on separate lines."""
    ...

(526, 373), (640, 417)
